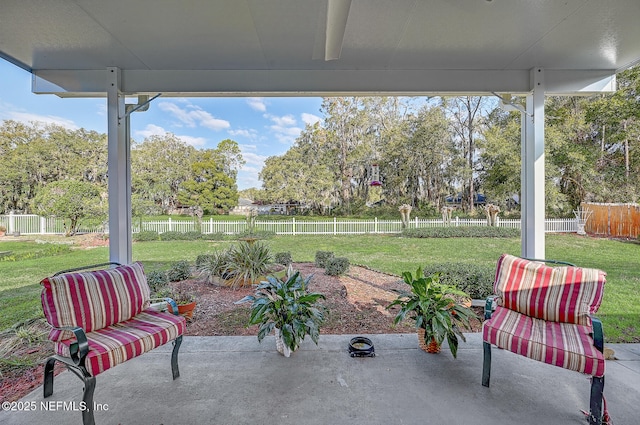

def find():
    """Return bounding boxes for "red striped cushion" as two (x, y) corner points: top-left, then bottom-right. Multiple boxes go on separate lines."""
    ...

(483, 306), (605, 377)
(41, 262), (151, 341)
(54, 310), (186, 376)
(494, 254), (605, 326)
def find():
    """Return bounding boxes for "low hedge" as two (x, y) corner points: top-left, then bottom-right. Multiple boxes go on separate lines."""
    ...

(274, 251), (293, 267)
(315, 251), (334, 268)
(421, 262), (495, 299)
(401, 226), (519, 238)
(133, 230), (160, 242)
(325, 257), (350, 276)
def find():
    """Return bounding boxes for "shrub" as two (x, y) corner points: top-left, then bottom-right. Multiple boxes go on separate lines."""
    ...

(167, 260), (192, 282)
(315, 251), (334, 268)
(421, 262), (495, 299)
(182, 231), (203, 240)
(401, 226), (519, 238)
(196, 250), (231, 284)
(274, 251), (293, 267)
(159, 231), (186, 241)
(133, 230), (159, 242)
(147, 270), (169, 292)
(224, 241), (272, 288)
(325, 257), (350, 276)
(201, 232), (227, 241)
(195, 254), (212, 268)
(237, 229), (276, 240)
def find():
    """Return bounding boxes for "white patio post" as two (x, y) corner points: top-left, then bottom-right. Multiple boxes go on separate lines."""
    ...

(521, 68), (546, 259)
(107, 67), (132, 264)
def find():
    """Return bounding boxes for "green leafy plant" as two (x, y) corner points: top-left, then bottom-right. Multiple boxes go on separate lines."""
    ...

(387, 268), (476, 358)
(133, 230), (159, 242)
(167, 260), (192, 282)
(401, 226), (519, 238)
(224, 241), (272, 288)
(315, 251), (334, 268)
(325, 257), (349, 276)
(421, 262), (494, 299)
(147, 270), (169, 292)
(274, 251), (293, 267)
(236, 268), (326, 354)
(196, 250), (231, 284)
(155, 286), (195, 305)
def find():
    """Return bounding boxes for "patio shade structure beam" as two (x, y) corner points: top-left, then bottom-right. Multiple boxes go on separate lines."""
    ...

(522, 68), (546, 259)
(3, 0), (639, 263)
(107, 67), (132, 264)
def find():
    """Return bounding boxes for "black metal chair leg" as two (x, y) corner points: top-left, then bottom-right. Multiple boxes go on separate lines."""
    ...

(82, 376), (96, 425)
(482, 341), (492, 387)
(43, 357), (57, 398)
(171, 335), (182, 380)
(588, 376), (604, 425)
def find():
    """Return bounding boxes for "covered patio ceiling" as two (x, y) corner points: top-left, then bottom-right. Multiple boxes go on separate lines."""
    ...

(2, 0), (640, 263)
(2, 0), (639, 97)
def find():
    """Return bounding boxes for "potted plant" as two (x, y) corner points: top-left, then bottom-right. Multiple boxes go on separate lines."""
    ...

(387, 267), (476, 358)
(236, 267), (326, 357)
(155, 282), (197, 321)
(0, 224), (6, 237)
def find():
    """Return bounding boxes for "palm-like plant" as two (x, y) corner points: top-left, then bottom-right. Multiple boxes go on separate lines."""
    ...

(224, 241), (272, 288)
(237, 268), (326, 356)
(388, 267), (476, 358)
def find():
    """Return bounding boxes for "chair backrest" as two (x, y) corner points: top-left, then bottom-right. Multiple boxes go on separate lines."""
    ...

(41, 262), (150, 341)
(494, 254), (605, 325)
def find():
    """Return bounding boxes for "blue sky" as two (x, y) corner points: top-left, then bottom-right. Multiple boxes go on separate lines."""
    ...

(0, 60), (323, 190)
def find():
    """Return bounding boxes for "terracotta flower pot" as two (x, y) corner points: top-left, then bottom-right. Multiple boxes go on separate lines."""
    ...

(168, 301), (197, 320)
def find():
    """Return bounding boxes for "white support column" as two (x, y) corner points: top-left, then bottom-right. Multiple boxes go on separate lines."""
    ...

(521, 68), (546, 259)
(107, 67), (132, 264)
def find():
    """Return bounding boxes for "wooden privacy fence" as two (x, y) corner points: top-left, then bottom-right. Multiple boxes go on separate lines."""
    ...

(581, 202), (640, 238)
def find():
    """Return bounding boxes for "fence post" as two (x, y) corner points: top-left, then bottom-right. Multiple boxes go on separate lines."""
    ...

(168, 217), (172, 232)
(334, 217), (337, 235)
(455, 217), (459, 227)
(40, 216), (46, 234)
(209, 217), (213, 234)
(374, 217), (378, 234)
(8, 210), (15, 234)
(292, 217), (296, 236)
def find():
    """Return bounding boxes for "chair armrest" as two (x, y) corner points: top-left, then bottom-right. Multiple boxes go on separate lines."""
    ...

(484, 295), (500, 320)
(56, 326), (89, 366)
(591, 315), (604, 353)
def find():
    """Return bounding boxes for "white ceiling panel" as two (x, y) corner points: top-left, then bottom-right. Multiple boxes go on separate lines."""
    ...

(1, 0), (638, 96)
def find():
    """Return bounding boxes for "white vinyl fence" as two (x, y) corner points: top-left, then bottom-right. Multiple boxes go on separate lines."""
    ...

(1, 213), (578, 236)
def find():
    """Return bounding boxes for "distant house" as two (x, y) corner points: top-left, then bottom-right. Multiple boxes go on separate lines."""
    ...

(230, 198), (256, 215)
(445, 192), (486, 205)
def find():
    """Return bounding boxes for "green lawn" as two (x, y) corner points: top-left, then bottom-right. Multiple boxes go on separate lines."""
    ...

(1, 234), (638, 342)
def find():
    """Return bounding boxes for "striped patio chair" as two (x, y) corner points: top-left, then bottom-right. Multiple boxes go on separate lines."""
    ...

(40, 262), (186, 425)
(482, 254), (607, 425)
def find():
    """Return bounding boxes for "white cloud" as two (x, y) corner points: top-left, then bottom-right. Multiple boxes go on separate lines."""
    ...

(242, 151), (267, 168)
(270, 124), (303, 144)
(0, 103), (79, 130)
(301, 113), (321, 126)
(263, 114), (303, 145)
(158, 101), (230, 131)
(229, 128), (258, 140)
(134, 123), (166, 139)
(247, 97), (267, 112)
(237, 147), (268, 190)
(134, 124), (207, 147)
(180, 135), (207, 147)
(266, 114), (297, 127)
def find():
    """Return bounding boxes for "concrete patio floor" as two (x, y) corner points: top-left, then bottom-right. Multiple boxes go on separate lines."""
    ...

(1, 333), (638, 425)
